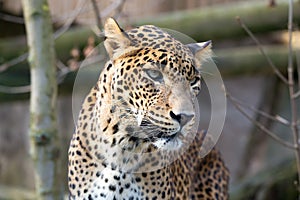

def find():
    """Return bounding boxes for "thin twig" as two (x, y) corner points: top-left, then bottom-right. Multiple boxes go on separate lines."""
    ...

(90, 0), (103, 29)
(287, 0), (300, 191)
(0, 61), (71, 94)
(228, 94), (290, 126)
(0, 0), (122, 94)
(57, 54), (105, 83)
(0, 0), (120, 74)
(296, 28), (300, 91)
(227, 92), (296, 150)
(0, 54), (106, 94)
(236, 16), (289, 84)
(0, 53), (28, 73)
(294, 90), (300, 98)
(99, 0), (126, 18)
(112, 0), (126, 19)
(0, 12), (24, 24)
(53, 0), (86, 39)
(0, 0), (85, 74)
(90, 0), (126, 36)
(57, 60), (72, 84)
(297, 63), (300, 92)
(52, 0), (125, 26)
(0, 85), (31, 94)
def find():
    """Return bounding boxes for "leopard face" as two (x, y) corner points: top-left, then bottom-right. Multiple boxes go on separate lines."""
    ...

(102, 18), (211, 152)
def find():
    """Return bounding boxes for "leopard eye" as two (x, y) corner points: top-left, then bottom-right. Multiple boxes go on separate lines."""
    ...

(144, 69), (164, 82)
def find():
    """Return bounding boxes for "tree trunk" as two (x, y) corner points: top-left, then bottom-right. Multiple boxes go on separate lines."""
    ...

(22, 0), (62, 199)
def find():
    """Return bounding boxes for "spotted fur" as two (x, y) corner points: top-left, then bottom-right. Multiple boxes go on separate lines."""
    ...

(68, 18), (229, 199)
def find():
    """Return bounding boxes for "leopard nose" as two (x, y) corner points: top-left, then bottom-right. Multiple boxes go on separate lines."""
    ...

(169, 111), (194, 127)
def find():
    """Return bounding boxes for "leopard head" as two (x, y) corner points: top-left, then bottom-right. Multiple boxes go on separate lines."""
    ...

(102, 18), (212, 151)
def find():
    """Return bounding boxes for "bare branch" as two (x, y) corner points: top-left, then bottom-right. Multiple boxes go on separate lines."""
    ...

(296, 28), (300, 91)
(236, 16), (289, 84)
(0, 58), (76, 94)
(294, 30), (300, 99)
(287, 0), (300, 191)
(228, 94), (290, 126)
(90, 0), (126, 36)
(0, 0), (85, 75)
(99, 0), (126, 18)
(0, 85), (31, 94)
(52, 0), (125, 27)
(297, 52), (300, 91)
(56, 60), (72, 83)
(0, 53), (28, 73)
(53, 0), (86, 39)
(90, 0), (103, 30)
(227, 92), (296, 150)
(55, 54), (106, 87)
(0, 60), (73, 94)
(0, 0), (124, 75)
(294, 90), (300, 98)
(0, 0), (105, 95)
(112, 0), (126, 19)
(0, 12), (24, 24)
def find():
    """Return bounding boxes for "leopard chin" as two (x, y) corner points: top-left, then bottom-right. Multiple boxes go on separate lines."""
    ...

(152, 133), (183, 150)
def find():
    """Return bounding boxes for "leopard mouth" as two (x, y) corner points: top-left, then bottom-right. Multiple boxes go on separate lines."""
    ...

(139, 119), (180, 142)
(157, 131), (178, 141)
(142, 131), (180, 145)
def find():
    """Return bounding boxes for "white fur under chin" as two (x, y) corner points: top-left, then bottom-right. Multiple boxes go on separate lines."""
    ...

(153, 137), (182, 150)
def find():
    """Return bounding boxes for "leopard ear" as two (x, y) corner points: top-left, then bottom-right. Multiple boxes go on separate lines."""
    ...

(104, 18), (137, 60)
(186, 40), (212, 64)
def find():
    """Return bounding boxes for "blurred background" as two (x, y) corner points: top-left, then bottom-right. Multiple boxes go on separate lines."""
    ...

(0, 0), (300, 199)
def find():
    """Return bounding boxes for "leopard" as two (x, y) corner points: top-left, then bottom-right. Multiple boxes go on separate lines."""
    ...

(68, 17), (229, 199)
